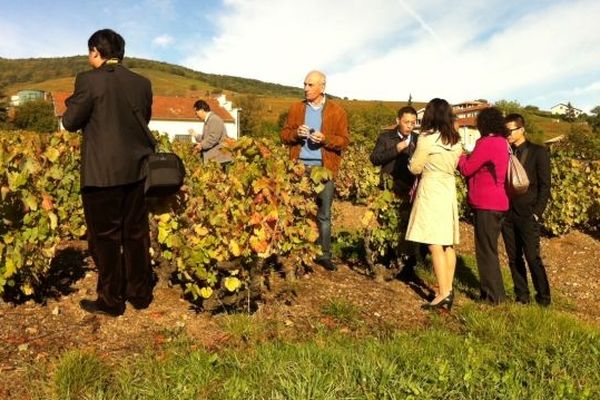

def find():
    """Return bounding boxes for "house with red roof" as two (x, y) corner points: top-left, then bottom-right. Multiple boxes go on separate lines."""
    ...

(51, 92), (240, 141)
(416, 100), (491, 152)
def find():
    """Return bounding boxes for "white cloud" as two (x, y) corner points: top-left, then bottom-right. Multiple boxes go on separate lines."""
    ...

(2, 0), (599, 111)
(180, 0), (600, 110)
(181, 0), (409, 85)
(153, 34), (174, 47)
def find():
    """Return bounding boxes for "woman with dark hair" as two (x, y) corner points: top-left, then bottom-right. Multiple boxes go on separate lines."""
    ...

(457, 107), (510, 305)
(406, 98), (463, 310)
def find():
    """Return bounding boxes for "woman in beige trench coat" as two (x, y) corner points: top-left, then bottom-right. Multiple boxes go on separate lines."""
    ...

(405, 98), (462, 310)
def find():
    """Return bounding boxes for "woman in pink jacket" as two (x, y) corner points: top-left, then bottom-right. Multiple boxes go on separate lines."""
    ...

(458, 107), (510, 305)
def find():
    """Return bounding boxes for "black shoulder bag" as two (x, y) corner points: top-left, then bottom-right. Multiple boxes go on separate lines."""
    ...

(115, 68), (185, 197)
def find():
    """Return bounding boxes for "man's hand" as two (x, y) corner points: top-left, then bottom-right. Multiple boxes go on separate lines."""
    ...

(297, 124), (310, 137)
(396, 140), (409, 153)
(194, 143), (202, 152)
(309, 130), (324, 144)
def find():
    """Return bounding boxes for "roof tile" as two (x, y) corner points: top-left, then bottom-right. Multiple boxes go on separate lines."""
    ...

(51, 92), (235, 122)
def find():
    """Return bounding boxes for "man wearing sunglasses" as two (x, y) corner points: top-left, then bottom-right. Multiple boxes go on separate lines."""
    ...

(501, 113), (551, 306)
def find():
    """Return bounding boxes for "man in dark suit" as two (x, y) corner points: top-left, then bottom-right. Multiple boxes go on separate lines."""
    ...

(370, 106), (420, 275)
(191, 99), (232, 165)
(502, 113), (551, 306)
(63, 29), (154, 316)
(370, 106), (418, 195)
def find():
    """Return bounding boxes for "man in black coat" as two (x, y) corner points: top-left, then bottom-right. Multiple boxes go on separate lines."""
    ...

(370, 106), (419, 196)
(63, 29), (154, 316)
(502, 113), (551, 306)
(370, 106), (420, 275)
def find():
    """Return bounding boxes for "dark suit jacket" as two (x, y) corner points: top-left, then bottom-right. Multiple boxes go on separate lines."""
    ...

(369, 127), (418, 195)
(510, 140), (551, 217)
(63, 63), (153, 188)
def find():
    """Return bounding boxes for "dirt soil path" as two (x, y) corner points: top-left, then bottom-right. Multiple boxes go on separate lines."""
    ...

(1, 202), (599, 398)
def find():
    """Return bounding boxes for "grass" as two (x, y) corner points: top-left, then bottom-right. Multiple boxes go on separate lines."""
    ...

(15, 229), (600, 399)
(321, 298), (362, 326)
(4, 68), (222, 98)
(27, 304), (600, 399)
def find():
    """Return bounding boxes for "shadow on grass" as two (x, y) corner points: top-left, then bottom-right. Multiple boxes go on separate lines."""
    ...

(398, 266), (436, 302)
(454, 254), (481, 300)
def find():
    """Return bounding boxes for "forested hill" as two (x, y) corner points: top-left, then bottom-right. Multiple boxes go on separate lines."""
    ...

(0, 56), (304, 97)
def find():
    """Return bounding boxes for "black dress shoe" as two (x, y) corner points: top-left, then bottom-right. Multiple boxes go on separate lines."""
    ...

(128, 296), (153, 310)
(80, 299), (125, 316)
(316, 258), (337, 271)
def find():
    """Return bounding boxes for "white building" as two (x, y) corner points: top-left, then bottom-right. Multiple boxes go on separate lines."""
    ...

(9, 89), (49, 106)
(550, 103), (583, 118)
(52, 92), (241, 140)
(416, 101), (491, 152)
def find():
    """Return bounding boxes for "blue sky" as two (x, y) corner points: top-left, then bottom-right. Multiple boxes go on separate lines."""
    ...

(1, 0), (599, 112)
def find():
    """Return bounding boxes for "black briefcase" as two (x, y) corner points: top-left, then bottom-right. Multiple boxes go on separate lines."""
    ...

(144, 152), (186, 197)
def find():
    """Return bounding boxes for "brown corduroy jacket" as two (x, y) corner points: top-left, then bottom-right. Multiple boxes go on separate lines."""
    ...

(280, 99), (349, 176)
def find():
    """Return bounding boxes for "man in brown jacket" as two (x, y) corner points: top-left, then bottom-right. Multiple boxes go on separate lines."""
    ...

(280, 70), (349, 270)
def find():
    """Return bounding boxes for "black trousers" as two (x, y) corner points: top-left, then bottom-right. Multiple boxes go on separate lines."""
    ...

(474, 209), (506, 304)
(501, 211), (551, 305)
(82, 180), (152, 308)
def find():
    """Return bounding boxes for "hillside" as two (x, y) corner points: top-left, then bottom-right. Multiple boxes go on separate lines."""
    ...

(0, 56), (304, 97)
(0, 56), (573, 140)
(0, 56), (422, 127)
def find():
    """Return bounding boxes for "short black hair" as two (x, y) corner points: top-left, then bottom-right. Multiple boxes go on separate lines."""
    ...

(193, 99), (210, 112)
(397, 106), (417, 118)
(476, 107), (508, 137)
(505, 113), (525, 128)
(88, 29), (125, 60)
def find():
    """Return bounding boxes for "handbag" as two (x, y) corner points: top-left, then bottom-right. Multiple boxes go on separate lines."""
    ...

(136, 117), (185, 198)
(143, 152), (186, 197)
(506, 144), (529, 197)
(115, 67), (185, 197)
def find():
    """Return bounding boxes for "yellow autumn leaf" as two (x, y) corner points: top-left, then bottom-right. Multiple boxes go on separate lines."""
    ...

(4, 258), (15, 278)
(157, 226), (169, 243)
(361, 210), (375, 226)
(48, 212), (58, 230)
(41, 245), (56, 258)
(22, 283), (34, 296)
(23, 193), (38, 211)
(158, 213), (171, 223)
(44, 147), (60, 163)
(194, 224), (209, 236)
(223, 277), (241, 292)
(200, 286), (213, 299)
(229, 240), (241, 257)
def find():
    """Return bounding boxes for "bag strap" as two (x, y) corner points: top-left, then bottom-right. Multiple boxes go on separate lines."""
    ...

(509, 141), (529, 165)
(112, 64), (157, 150)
